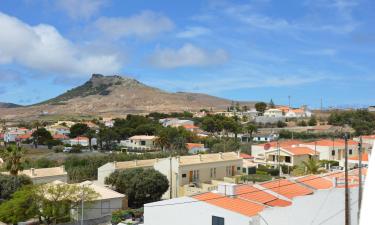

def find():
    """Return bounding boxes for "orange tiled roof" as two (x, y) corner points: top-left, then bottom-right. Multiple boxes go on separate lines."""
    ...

(53, 134), (68, 140)
(260, 179), (313, 199)
(349, 153), (369, 162)
(193, 192), (264, 217)
(303, 139), (358, 147)
(236, 185), (291, 207)
(240, 153), (254, 159)
(183, 124), (198, 129)
(258, 140), (304, 148)
(17, 133), (32, 139)
(72, 136), (89, 141)
(282, 147), (318, 156)
(186, 143), (204, 150)
(296, 175), (333, 190)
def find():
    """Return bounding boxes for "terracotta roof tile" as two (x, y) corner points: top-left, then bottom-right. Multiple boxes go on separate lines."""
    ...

(296, 175), (333, 190)
(282, 147), (318, 156)
(193, 192), (264, 217)
(260, 179), (313, 199)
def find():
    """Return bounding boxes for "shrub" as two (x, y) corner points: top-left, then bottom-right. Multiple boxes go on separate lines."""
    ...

(241, 174), (272, 183)
(53, 145), (64, 153)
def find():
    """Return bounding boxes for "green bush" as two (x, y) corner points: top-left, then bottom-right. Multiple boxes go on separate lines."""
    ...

(241, 174), (272, 183)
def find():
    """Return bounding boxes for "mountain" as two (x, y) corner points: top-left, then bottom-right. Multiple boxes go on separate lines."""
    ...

(0, 74), (255, 120)
(0, 102), (22, 108)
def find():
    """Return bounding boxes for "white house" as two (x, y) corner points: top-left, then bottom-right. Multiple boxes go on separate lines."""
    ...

(186, 143), (207, 154)
(263, 109), (283, 117)
(159, 118), (194, 127)
(71, 181), (126, 224)
(69, 136), (96, 147)
(120, 135), (157, 150)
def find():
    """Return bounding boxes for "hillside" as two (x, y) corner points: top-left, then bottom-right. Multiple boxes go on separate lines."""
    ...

(0, 102), (22, 108)
(0, 74), (255, 120)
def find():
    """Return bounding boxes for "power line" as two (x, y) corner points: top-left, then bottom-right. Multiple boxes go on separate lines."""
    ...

(144, 170), (354, 208)
(316, 200), (358, 225)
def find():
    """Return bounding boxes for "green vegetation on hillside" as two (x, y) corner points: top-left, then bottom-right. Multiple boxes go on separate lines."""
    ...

(328, 109), (375, 135)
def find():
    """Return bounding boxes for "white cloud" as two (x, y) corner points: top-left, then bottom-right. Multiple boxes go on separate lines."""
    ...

(177, 26), (211, 38)
(56, 0), (108, 19)
(149, 43), (229, 68)
(94, 11), (174, 40)
(0, 12), (122, 77)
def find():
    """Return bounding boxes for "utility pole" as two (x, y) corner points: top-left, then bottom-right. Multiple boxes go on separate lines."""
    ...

(277, 139), (281, 176)
(288, 96), (291, 108)
(169, 156), (173, 199)
(358, 137), (363, 222)
(81, 187), (84, 225)
(344, 134), (351, 225)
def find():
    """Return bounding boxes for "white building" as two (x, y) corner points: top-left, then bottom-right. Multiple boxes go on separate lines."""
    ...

(159, 118), (194, 127)
(263, 109), (283, 117)
(120, 135), (157, 151)
(69, 136), (96, 147)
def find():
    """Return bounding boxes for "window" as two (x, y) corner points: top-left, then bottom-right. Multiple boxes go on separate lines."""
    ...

(182, 174), (186, 178)
(210, 168), (216, 178)
(332, 150), (335, 156)
(242, 168), (247, 173)
(225, 166), (231, 176)
(212, 216), (224, 225)
(237, 167), (241, 171)
(349, 149), (353, 155)
(140, 140), (146, 146)
(272, 155), (276, 161)
(193, 170), (199, 181)
(285, 156), (291, 163)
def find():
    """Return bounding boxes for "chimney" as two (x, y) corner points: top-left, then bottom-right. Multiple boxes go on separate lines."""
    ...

(218, 183), (236, 197)
(219, 152), (223, 159)
(332, 177), (337, 187)
(176, 156), (180, 163)
(134, 160), (138, 166)
(31, 168), (36, 176)
(237, 151), (241, 158)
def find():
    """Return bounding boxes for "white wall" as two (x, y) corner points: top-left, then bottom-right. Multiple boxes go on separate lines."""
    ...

(97, 163), (116, 185)
(144, 197), (254, 225)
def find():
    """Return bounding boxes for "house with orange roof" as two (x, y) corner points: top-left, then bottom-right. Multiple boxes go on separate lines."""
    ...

(186, 142), (207, 154)
(144, 169), (361, 225)
(264, 146), (319, 167)
(354, 135), (375, 145)
(69, 136), (96, 147)
(300, 139), (361, 162)
(120, 135), (158, 151)
(348, 153), (369, 167)
(182, 124), (200, 132)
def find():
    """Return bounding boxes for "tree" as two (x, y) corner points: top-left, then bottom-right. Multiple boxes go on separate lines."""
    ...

(0, 186), (38, 224)
(33, 182), (99, 225)
(0, 183), (99, 225)
(0, 145), (25, 175)
(277, 120), (287, 128)
(302, 158), (320, 174)
(308, 116), (318, 126)
(69, 123), (90, 138)
(0, 174), (32, 202)
(85, 129), (96, 151)
(255, 102), (267, 115)
(32, 128), (53, 147)
(269, 99), (275, 108)
(155, 134), (171, 151)
(243, 123), (257, 155)
(106, 168), (169, 208)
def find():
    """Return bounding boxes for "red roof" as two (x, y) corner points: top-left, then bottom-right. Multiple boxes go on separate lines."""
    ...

(349, 153), (369, 162)
(258, 140), (304, 148)
(304, 139), (358, 147)
(260, 179), (313, 199)
(186, 143), (204, 150)
(282, 147), (318, 156)
(71, 136), (89, 141)
(296, 175), (333, 190)
(193, 192), (264, 217)
(53, 134), (68, 140)
(236, 185), (291, 207)
(240, 153), (254, 159)
(183, 124), (199, 129)
(17, 133), (32, 140)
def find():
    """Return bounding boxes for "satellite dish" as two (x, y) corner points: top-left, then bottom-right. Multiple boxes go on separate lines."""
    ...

(264, 143), (271, 150)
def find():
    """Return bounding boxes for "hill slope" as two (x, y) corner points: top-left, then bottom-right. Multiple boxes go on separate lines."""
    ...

(0, 74), (255, 119)
(0, 102), (22, 108)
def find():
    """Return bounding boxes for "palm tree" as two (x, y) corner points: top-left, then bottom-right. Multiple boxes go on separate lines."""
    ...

(155, 135), (170, 152)
(0, 145), (25, 175)
(243, 123), (257, 155)
(302, 158), (320, 174)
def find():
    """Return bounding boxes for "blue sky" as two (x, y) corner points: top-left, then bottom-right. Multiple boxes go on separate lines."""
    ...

(0, 0), (374, 108)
